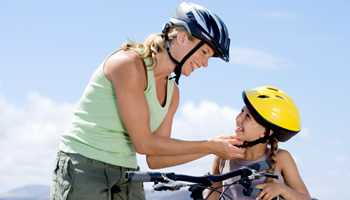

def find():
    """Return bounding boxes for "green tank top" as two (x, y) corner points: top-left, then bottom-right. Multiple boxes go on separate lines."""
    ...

(59, 50), (175, 169)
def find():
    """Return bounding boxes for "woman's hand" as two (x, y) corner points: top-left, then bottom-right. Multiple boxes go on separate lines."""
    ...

(256, 182), (286, 200)
(209, 135), (245, 159)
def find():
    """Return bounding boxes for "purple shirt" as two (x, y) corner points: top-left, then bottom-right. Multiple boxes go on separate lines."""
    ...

(219, 151), (283, 199)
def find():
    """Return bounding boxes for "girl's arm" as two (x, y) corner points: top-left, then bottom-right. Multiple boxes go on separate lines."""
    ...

(204, 156), (222, 200)
(278, 149), (311, 200)
(257, 149), (311, 200)
(105, 52), (244, 159)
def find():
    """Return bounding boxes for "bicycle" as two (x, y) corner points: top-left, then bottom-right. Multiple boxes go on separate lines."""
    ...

(126, 160), (284, 200)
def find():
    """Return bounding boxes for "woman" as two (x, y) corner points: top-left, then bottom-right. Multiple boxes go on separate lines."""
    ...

(206, 85), (311, 200)
(50, 2), (244, 200)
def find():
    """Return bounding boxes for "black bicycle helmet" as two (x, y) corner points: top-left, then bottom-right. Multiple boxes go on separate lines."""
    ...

(163, 2), (230, 84)
(169, 2), (230, 61)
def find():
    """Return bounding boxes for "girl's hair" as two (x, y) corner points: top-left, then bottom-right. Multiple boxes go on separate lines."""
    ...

(266, 134), (279, 183)
(119, 26), (194, 65)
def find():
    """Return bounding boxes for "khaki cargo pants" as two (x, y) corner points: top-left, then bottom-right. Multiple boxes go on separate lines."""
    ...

(50, 151), (145, 200)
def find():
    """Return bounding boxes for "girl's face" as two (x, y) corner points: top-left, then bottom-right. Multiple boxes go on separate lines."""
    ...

(235, 106), (267, 142)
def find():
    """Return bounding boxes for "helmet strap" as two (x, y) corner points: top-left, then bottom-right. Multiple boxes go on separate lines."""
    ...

(165, 40), (181, 65)
(167, 40), (205, 84)
(162, 22), (206, 84)
(236, 129), (273, 148)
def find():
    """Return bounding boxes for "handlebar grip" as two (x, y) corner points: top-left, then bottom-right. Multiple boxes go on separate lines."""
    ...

(126, 171), (173, 183)
(126, 171), (158, 182)
(260, 172), (279, 179)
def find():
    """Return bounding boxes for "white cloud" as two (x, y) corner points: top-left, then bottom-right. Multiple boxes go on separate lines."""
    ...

(0, 93), (74, 193)
(172, 100), (239, 140)
(231, 47), (286, 70)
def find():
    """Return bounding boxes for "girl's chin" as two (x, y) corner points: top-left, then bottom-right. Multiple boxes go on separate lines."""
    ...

(234, 132), (243, 137)
(233, 134), (243, 140)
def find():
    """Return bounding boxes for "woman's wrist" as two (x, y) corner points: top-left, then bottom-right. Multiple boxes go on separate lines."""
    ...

(204, 139), (216, 155)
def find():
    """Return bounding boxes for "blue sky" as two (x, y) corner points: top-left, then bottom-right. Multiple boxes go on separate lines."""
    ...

(1, 0), (349, 199)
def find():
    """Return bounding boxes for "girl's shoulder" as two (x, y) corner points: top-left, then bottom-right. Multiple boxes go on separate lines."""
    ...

(275, 148), (296, 170)
(276, 148), (292, 158)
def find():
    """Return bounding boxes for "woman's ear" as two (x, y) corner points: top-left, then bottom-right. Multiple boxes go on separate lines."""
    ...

(176, 31), (188, 45)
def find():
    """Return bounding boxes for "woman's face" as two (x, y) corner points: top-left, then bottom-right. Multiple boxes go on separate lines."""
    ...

(235, 106), (266, 142)
(172, 32), (214, 76)
(181, 40), (214, 76)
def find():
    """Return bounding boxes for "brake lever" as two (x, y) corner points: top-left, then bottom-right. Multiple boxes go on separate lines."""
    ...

(248, 170), (278, 180)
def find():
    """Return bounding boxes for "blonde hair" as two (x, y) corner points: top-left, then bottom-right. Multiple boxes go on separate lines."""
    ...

(119, 26), (194, 63)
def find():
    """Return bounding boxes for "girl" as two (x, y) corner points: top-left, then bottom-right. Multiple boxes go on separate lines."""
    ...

(207, 85), (311, 200)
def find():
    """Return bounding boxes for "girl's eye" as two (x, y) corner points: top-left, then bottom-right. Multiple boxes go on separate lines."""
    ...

(202, 49), (207, 55)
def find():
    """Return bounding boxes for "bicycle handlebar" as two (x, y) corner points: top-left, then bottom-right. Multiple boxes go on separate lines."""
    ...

(126, 167), (277, 186)
(126, 167), (281, 200)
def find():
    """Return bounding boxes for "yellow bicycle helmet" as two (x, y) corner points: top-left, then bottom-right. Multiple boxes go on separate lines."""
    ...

(242, 85), (301, 142)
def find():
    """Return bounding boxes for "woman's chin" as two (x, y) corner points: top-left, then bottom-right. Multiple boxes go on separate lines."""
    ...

(181, 70), (191, 77)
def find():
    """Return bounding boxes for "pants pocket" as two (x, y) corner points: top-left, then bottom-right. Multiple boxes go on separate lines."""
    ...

(50, 152), (74, 200)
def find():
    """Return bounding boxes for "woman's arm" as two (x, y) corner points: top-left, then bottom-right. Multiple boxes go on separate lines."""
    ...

(257, 149), (311, 200)
(147, 153), (207, 169)
(147, 83), (206, 168)
(105, 52), (244, 159)
(145, 84), (243, 168)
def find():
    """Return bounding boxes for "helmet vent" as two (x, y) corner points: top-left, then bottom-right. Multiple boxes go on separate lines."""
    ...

(257, 95), (270, 99)
(267, 87), (278, 92)
(275, 95), (284, 99)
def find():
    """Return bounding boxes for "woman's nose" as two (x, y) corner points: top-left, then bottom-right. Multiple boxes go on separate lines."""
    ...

(202, 59), (208, 67)
(198, 58), (208, 68)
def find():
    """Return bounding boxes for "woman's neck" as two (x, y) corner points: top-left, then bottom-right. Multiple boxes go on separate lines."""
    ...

(153, 51), (176, 81)
(243, 143), (267, 160)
